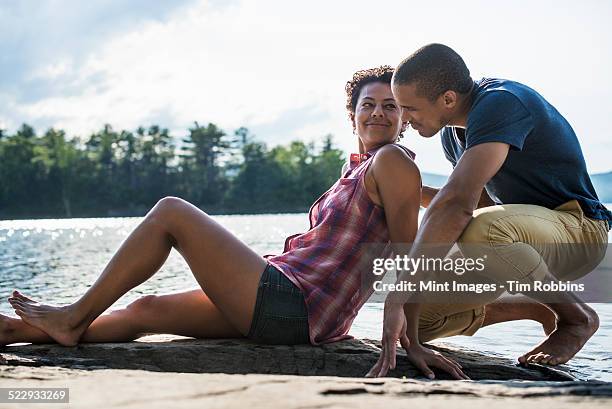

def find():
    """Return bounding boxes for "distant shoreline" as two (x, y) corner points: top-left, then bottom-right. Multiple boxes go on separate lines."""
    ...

(2, 171), (611, 221)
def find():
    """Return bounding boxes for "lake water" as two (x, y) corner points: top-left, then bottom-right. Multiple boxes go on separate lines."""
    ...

(0, 212), (611, 381)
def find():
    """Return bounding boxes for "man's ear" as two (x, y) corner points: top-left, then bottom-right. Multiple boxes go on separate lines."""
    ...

(442, 90), (457, 108)
(350, 113), (356, 133)
(401, 121), (408, 134)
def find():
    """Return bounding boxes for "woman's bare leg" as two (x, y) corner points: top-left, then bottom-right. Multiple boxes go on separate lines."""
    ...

(2, 289), (242, 346)
(8, 197), (267, 346)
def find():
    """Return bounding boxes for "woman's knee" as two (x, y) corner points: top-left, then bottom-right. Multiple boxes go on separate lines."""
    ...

(125, 295), (161, 319)
(152, 196), (189, 216)
(148, 196), (196, 228)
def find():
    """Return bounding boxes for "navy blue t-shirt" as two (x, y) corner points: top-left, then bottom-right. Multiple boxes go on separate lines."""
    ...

(441, 78), (612, 222)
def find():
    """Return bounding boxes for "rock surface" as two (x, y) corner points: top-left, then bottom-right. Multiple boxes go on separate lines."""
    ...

(1, 335), (611, 408)
(0, 335), (581, 381)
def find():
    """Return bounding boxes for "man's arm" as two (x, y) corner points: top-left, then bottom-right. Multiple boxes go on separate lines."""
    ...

(397, 142), (510, 345)
(421, 185), (495, 209)
(368, 143), (508, 380)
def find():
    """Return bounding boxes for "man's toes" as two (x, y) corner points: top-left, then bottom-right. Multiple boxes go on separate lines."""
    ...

(539, 354), (553, 365)
(518, 352), (535, 364)
(527, 353), (545, 363)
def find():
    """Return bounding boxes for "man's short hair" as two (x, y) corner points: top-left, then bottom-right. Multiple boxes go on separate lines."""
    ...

(393, 43), (473, 101)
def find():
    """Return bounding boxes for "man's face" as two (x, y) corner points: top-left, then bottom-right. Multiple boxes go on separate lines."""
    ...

(392, 82), (450, 138)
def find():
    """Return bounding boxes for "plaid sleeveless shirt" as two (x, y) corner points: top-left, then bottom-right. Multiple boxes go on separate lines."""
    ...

(265, 143), (416, 344)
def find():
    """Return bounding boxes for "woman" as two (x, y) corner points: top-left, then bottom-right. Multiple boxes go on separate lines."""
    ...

(2, 67), (464, 378)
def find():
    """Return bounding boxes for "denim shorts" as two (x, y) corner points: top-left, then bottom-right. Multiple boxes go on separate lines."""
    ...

(247, 263), (311, 345)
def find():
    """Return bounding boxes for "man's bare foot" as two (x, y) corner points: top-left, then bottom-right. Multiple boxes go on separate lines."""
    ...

(518, 305), (599, 366)
(8, 290), (89, 347)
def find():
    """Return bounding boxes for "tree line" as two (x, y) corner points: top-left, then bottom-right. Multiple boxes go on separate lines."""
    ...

(0, 123), (346, 219)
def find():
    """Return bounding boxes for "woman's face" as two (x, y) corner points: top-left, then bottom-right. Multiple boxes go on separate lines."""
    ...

(352, 82), (403, 152)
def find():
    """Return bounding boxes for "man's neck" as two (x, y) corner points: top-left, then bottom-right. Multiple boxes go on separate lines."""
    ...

(447, 84), (475, 128)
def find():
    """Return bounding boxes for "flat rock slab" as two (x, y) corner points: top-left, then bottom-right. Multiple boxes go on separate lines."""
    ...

(2, 336), (611, 408)
(0, 368), (611, 409)
(1, 335), (581, 381)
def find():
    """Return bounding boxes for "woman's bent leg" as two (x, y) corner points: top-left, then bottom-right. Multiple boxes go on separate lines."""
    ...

(9, 196), (267, 346)
(2, 290), (241, 345)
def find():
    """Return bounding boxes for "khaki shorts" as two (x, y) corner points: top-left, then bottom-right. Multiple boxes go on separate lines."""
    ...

(418, 199), (609, 343)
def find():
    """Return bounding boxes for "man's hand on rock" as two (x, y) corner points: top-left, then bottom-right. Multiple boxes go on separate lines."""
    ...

(403, 343), (469, 380)
(366, 300), (469, 380)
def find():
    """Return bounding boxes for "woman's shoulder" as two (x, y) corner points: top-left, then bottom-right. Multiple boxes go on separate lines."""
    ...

(372, 144), (419, 174)
(371, 144), (421, 185)
(377, 143), (416, 161)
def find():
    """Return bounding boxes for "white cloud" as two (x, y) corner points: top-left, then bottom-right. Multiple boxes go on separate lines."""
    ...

(2, 0), (612, 174)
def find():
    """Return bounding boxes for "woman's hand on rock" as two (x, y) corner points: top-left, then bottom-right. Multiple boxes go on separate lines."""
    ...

(366, 301), (409, 378)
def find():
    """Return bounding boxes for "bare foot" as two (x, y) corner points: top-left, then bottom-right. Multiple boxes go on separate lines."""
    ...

(541, 311), (557, 336)
(518, 306), (599, 366)
(8, 290), (88, 347)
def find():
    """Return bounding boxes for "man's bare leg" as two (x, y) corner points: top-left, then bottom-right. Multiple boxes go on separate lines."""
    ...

(2, 289), (241, 346)
(481, 296), (557, 335)
(7, 197), (267, 346)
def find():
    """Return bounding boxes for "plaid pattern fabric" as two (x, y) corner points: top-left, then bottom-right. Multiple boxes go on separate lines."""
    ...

(266, 144), (415, 345)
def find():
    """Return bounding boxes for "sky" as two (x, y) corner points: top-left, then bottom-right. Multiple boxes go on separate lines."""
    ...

(1, 0), (611, 175)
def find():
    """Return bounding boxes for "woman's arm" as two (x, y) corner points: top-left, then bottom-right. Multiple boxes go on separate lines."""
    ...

(421, 185), (439, 208)
(369, 145), (421, 243)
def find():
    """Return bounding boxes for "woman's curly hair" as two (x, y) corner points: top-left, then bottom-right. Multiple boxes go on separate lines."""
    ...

(345, 65), (404, 139)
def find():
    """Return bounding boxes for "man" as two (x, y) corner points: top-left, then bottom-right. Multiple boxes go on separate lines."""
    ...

(367, 43), (611, 379)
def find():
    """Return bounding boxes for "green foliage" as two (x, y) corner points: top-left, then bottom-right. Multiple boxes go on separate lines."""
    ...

(0, 123), (346, 218)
